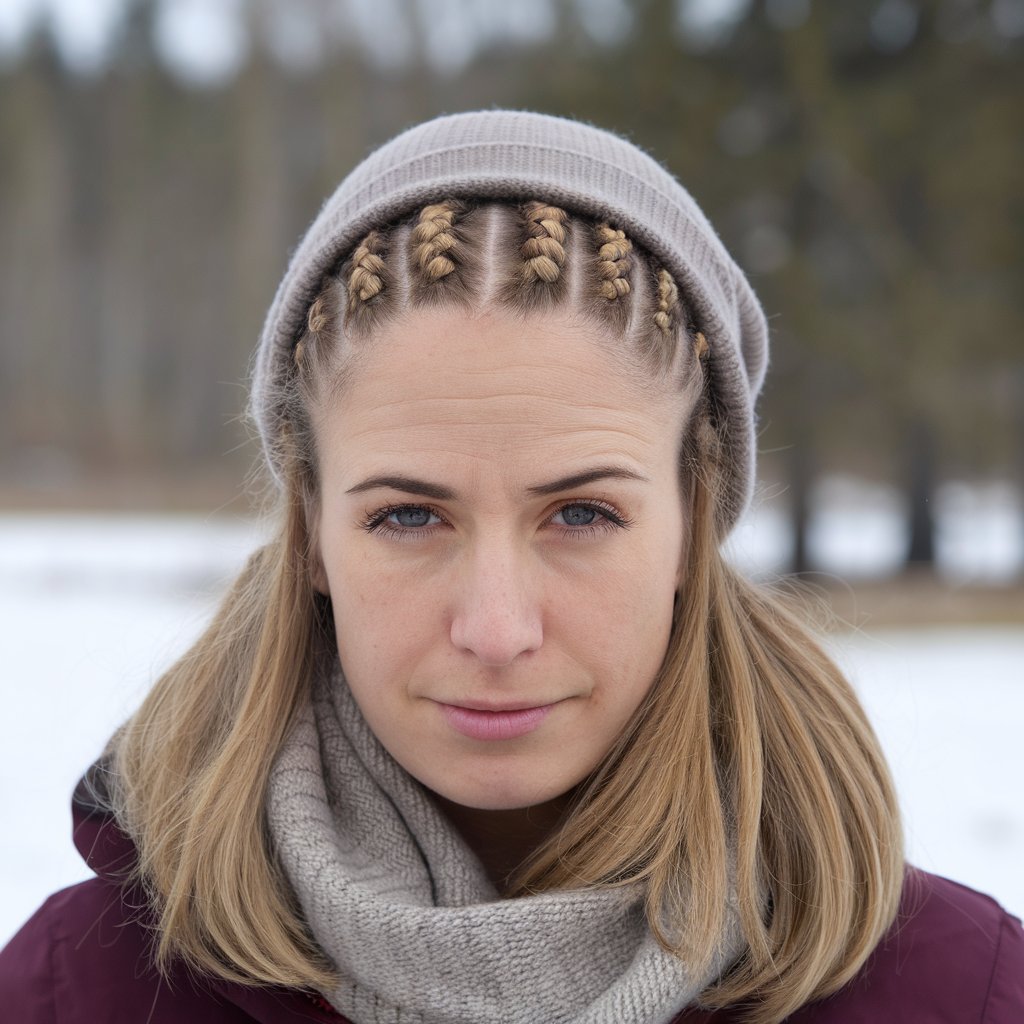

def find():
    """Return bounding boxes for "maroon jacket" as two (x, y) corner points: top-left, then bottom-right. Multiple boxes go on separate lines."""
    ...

(2, 780), (1022, 1023)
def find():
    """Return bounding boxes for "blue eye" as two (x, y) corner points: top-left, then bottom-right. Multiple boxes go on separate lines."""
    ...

(550, 501), (629, 533)
(361, 503), (445, 537)
(555, 504), (600, 527)
(362, 500), (629, 540)
(391, 506), (434, 528)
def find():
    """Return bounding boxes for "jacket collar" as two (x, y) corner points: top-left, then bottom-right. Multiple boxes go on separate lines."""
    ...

(71, 763), (346, 1023)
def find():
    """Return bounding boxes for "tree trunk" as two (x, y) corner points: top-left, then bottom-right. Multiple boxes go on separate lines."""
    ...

(789, 440), (814, 575)
(905, 420), (937, 569)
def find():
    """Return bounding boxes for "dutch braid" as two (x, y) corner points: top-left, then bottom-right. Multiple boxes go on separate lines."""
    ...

(411, 202), (461, 282)
(309, 293), (330, 334)
(596, 224), (632, 300)
(521, 202), (568, 284)
(294, 286), (337, 374)
(654, 268), (678, 335)
(301, 201), (701, 385)
(347, 230), (387, 311)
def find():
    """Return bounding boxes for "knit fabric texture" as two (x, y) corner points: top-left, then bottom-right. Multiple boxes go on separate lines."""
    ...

(266, 664), (745, 1024)
(250, 109), (769, 533)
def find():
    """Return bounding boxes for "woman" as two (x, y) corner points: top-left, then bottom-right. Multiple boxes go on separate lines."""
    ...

(1, 110), (1021, 1023)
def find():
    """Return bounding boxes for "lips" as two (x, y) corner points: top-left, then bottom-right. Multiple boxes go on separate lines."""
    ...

(438, 701), (557, 741)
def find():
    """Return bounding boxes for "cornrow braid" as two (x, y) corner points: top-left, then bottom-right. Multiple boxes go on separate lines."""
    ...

(293, 281), (339, 378)
(521, 202), (568, 285)
(654, 268), (679, 335)
(411, 202), (461, 282)
(303, 204), (700, 395)
(347, 230), (387, 312)
(596, 224), (632, 301)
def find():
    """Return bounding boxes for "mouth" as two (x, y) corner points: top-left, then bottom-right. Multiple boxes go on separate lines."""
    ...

(436, 700), (560, 741)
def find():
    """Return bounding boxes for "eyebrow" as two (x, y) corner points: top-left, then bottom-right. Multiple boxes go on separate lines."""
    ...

(345, 466), (648, 501)
(526, 466), (648, 496)
(346, 475), (456, 500)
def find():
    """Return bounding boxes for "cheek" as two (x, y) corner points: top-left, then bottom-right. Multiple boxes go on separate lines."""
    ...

(556, 537), (681, 685)
(321, 542), (423, 680)
(334, 583), (418, 646)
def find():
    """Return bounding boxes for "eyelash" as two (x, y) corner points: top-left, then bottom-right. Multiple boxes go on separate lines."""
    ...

(360, 500), (632, 541)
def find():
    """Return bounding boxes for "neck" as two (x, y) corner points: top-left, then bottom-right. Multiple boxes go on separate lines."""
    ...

(431, 792), (572, 893)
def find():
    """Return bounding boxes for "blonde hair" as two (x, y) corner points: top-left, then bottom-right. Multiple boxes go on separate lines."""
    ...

(108, 200), (903, 1023)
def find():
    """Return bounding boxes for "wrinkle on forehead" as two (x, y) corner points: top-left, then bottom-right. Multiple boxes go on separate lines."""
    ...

(363, 363), (645, 417)
(338, 395), (667, 438)
(314, 307), (691, 485)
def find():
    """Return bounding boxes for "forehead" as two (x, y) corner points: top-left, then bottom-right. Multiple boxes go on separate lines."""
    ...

(316, 308), (686, 468)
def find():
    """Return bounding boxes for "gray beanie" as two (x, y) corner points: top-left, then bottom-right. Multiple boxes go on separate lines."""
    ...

(252, 109), (768, 531)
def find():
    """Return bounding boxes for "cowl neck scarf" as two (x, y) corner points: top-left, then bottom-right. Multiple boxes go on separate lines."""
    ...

(266, 666), (745, 1024)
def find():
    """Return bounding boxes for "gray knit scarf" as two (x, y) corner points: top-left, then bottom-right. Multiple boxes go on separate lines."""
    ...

(266, 666), (745, 1024)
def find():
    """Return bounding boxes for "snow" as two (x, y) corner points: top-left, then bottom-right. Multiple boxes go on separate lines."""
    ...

(724, 475), (1024, 581)
(830, 628), (1024, 916)
(1, 504), (1022, 950)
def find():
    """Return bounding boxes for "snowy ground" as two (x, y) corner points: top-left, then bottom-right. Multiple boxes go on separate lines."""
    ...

(1, 496), (1022, 948)
(724, 476), (1024, 582)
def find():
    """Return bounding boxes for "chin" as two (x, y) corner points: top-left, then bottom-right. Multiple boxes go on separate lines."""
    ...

(431, 774), (569, 812)
(444, 786), (548, 811)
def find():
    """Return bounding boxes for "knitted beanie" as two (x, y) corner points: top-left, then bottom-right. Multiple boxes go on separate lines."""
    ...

(251, 109), (769, 532)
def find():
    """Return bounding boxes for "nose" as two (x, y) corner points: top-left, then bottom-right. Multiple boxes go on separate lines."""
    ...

(449, 540), (543, 667)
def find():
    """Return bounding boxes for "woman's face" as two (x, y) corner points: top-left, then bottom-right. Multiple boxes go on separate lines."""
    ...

(312, 307), (691, 811)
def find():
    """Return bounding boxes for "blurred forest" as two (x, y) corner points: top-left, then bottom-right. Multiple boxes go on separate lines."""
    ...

(1, 0), (1021, 574)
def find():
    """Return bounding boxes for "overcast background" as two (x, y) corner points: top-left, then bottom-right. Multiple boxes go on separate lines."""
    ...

(2, 0), (1022, 946)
